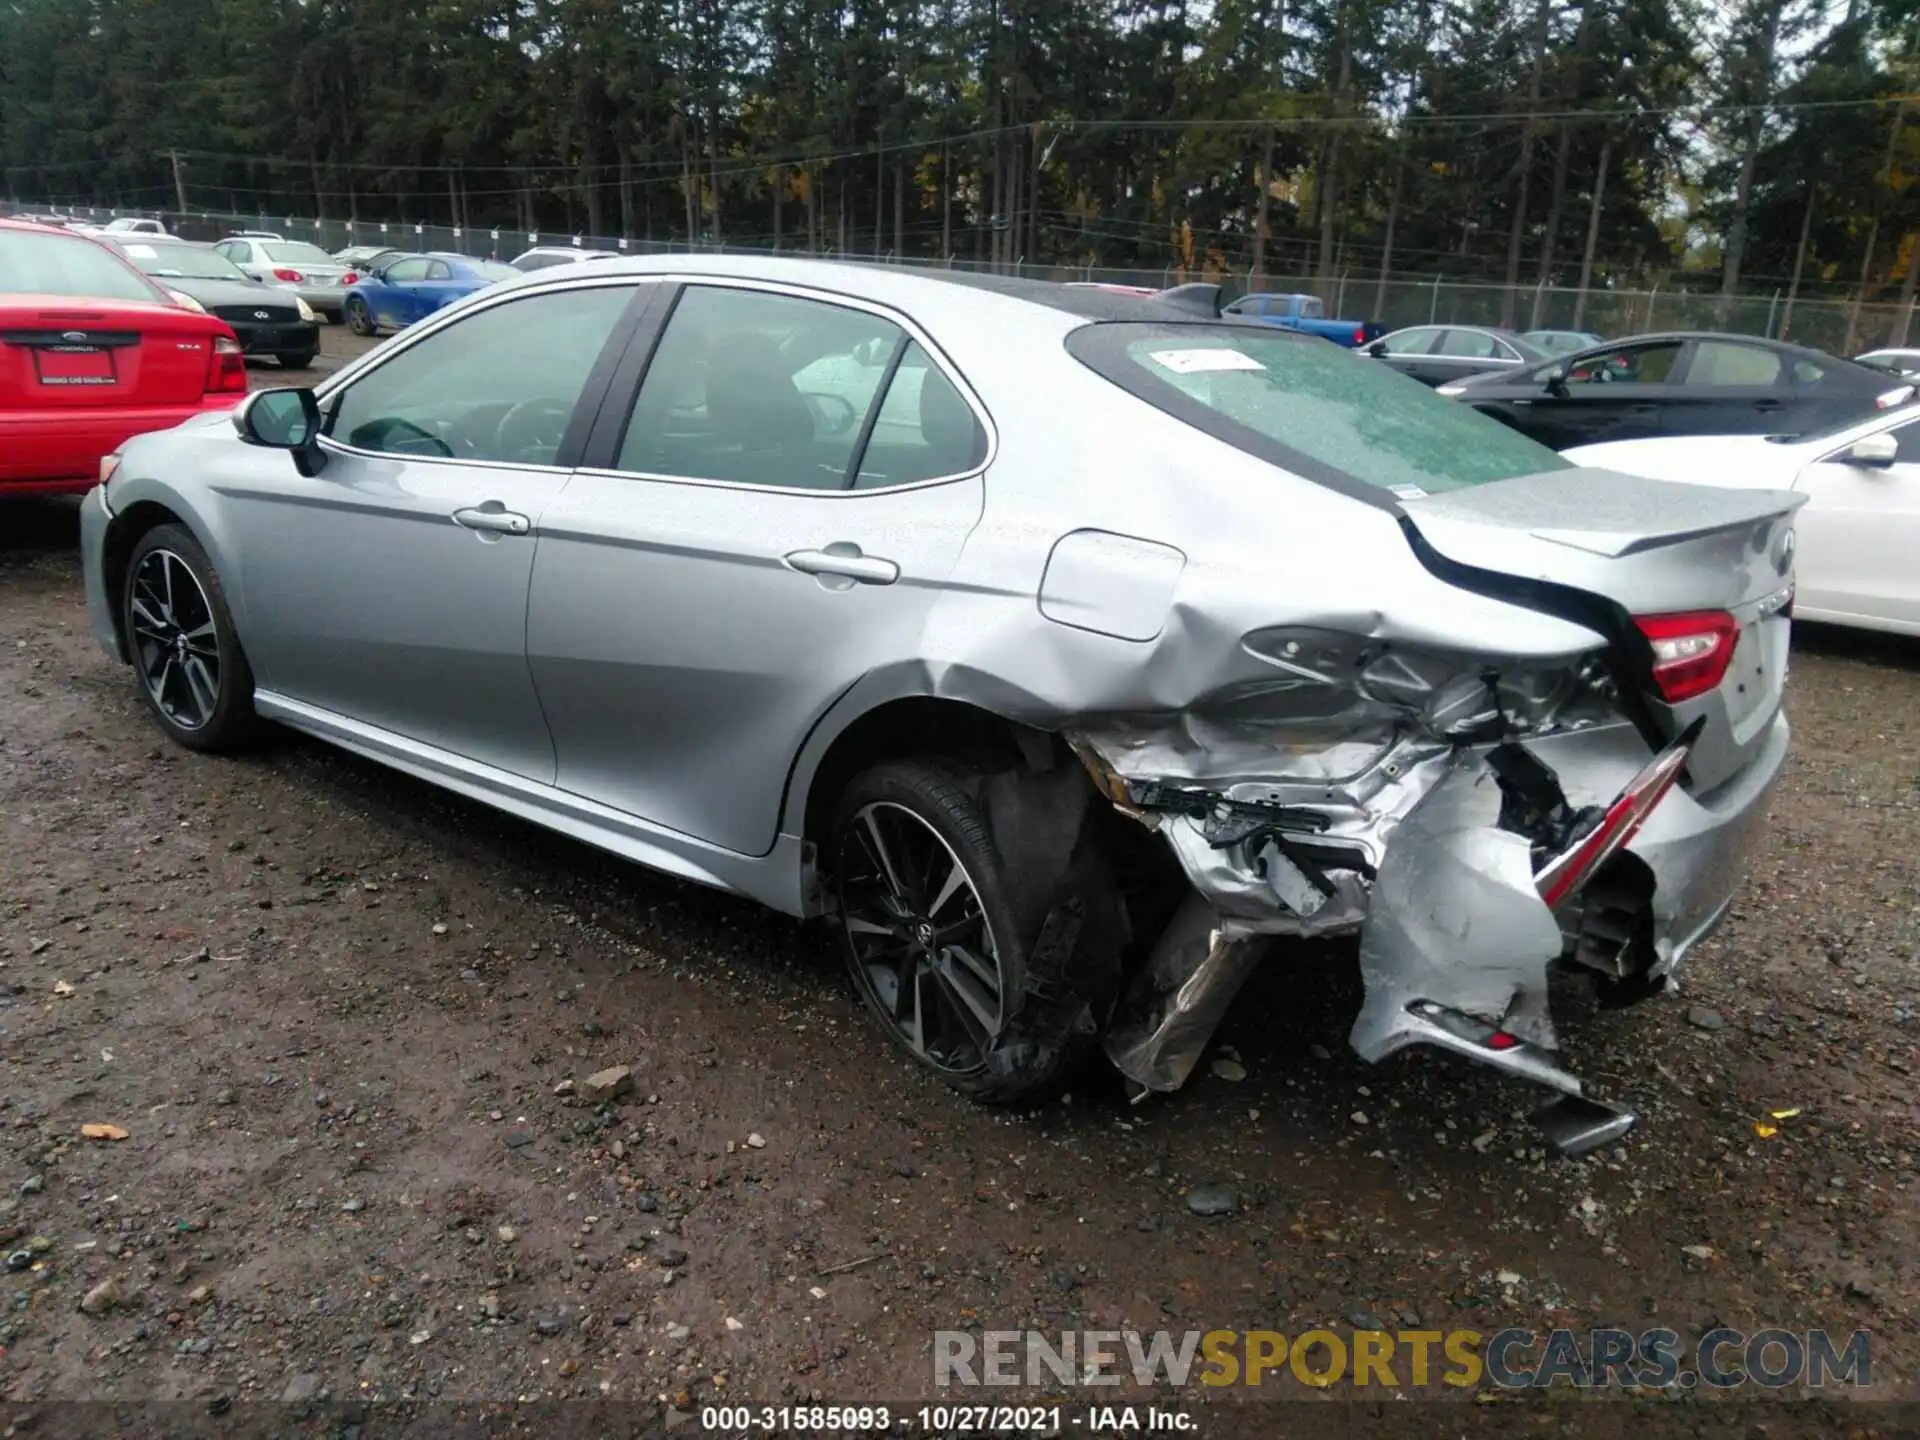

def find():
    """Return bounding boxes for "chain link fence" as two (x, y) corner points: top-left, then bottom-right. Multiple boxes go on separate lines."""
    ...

(16, 199), (1918, 355)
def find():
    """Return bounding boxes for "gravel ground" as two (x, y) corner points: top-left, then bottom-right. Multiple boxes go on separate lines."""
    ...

(1, 357), (1916, 1430)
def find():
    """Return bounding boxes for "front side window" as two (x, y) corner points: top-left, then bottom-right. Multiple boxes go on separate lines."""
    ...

(1565, 341), (1681, 385)
(326, 284), (637, 466)
(1068, 322), (1567, 497)
(615, 285), (908, 489)
(383, 258), (431, 283)
(1685, 341), (1785, 388)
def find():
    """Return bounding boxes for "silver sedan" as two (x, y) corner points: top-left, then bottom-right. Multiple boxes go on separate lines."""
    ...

(78, 256), (1800, 1153)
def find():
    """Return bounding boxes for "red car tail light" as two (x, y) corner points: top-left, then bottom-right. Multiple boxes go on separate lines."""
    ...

(1535, 727), (1697, 909)
(1353, 327), (1366, 345)
(272, 267), (305, 282)
(341, 271), (359, 285)
(1633, 610), (1737, 704)
(205, 333), (247, 394)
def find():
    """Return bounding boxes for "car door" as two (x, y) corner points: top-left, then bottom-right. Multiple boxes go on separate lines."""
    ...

(1369, 326), (1445, 382)
(370, 256), (430, 329)
(1659, 339), (1796, 437)
(406, 259), (465, 321)
(1791, 417), (1920, 628)
(217, 278), (648, 780)
(526, 280), (990, 855)
(1482, 339), (1685, 449)
(1423, 329), (1516, 387)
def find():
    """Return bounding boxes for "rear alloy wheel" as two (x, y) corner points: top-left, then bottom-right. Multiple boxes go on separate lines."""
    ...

(831, 760), (1104, 1104)
(345, 296), (375, 337)
(123, 524), (256, 753)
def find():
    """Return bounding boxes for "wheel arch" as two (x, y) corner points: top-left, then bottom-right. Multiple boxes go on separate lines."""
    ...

(100, 498), (194, 662)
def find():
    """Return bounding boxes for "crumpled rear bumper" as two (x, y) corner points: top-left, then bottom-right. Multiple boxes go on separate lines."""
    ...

(1093, 710), (1788, 1101)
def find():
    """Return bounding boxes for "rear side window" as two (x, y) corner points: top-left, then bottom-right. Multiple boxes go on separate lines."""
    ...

(1685, 341), (1784, 387)
(0, 228), (159, 303)
(854, 342), (987, 488)
(1437, 329), (1500, 359)
(1068, 322), (1568, 498)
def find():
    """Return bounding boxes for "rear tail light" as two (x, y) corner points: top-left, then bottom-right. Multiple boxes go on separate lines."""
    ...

(272, 267), (305, 282)
(1353, 327), (1366, 345)
(1535, 725), (1699, 909)
(341, 271), (359, 285)
(1633, 610), (1737, 703)
(205, 333), (247, 394)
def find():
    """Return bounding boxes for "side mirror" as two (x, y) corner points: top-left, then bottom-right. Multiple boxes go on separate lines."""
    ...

(1543, 364), (1570, 395)
(1841, 432), (1898, 467)
(1365, 340), (1388, 358)
(236, 387), (327, 476)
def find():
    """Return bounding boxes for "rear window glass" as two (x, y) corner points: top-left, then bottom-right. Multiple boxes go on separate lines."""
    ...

(1068, 323), (1568, 497)
(262, 241), (333, 264)
(0, 228), (159, 303)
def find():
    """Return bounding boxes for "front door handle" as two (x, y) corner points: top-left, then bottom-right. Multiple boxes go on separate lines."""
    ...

(1753, 399), (1784, 411)
(453, 505), (531, 535)
(784, 545), (899, 586)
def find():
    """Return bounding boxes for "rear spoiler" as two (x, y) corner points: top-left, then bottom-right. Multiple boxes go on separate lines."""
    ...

(1156, 283), (1222, 318)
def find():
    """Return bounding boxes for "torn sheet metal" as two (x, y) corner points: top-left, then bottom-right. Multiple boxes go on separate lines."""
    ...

(1103, 893), (1271, 1092)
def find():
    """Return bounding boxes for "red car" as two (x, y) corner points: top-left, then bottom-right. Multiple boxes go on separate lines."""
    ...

(1, 218), (249, 496)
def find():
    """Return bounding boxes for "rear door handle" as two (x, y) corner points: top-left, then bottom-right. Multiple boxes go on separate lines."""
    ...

(784, 546), (899, 585)
(453, 505), (531, 535)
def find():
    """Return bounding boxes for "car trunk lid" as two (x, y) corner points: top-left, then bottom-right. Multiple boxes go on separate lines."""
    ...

(1399, 466), (1804, 792)
(0, 297), (216, 408)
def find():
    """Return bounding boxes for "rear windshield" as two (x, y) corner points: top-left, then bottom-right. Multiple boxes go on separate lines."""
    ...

(0, 228), (159, 303)
(1067, 322), (1568, 498)
(263, 241), (333, 264)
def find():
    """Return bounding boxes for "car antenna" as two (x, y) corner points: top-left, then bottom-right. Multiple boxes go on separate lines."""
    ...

(1156, 282), (1222, 318)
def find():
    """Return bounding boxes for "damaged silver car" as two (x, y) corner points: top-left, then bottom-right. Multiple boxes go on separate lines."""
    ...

(78, 257), (1797, 1152)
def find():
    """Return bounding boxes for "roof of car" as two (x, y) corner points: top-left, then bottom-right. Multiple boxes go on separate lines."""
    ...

(503, 252), (1244, 325)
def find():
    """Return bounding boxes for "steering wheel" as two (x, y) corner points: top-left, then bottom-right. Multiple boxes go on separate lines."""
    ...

(494, 398), (575, 464)
(801, 392), (859, 437)
(354, 416), (454, 458)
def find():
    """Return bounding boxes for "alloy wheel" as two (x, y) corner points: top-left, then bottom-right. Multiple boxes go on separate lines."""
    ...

(129, 549), (221, 731)
(836, 801), (1006, 1075)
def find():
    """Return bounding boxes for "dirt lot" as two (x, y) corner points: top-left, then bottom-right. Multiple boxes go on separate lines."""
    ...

(1, 339), (1917, 1430)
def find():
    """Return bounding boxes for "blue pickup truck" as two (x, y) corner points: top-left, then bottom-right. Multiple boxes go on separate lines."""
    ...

(1221, 292), (1388, 348)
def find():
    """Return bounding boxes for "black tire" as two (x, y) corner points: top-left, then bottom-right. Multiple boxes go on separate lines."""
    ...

(122, 523), (257, 753)
(345, 296), (375, 337)
(276, 349), (317, 370)
(829, 759), (1122, 1105)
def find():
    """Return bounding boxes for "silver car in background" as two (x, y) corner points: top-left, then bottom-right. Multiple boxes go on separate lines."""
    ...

(212, 235), (354, 319)
(78, 257), (1799, 1153)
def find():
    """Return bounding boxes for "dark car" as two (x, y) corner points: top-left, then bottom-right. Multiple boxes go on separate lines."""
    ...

(1362, 324), (1550, 387)
(106, 237), (319, 369)
(1434, 331), (1918, 451)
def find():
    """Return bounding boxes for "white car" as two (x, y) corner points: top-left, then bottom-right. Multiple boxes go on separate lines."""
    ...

(102, 217), (169, 237)
(1857, 347), (1920, 377)
(1568, 408), (1920, 636)
(509, 245), (617, 272)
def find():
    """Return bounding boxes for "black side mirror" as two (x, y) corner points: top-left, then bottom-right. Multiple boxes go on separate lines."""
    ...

(1543, 364), (1570, 395)
(1366, 340), (1388, 358)
(236, 387), (327, 475)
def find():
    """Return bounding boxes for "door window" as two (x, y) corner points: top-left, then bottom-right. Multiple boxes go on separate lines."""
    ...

(1684, 341), (1785, 387)
(1892, 421), (1920, 463)
(1378, 327), (1441, 356)
(1436, 329), (1501, 359)
(426, 260), (453, 281)
(614, 285), (909, 490)
(326, 283), (636, 465)
(383, 257), (432, 283)
(853, 343), (987, 488)
(1565, 341), (1682, 385)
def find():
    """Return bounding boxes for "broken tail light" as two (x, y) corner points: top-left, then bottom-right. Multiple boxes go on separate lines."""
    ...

(1534, 725), (1697, 909)
(204, 333), (247, 394)
(1634, 610), (1736, 704)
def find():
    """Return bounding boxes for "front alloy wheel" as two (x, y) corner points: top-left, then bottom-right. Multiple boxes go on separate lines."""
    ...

(122, 523), (256, 752)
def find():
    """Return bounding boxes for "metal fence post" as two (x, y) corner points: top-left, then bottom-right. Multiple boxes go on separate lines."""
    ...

(1764, 289), (1781, 339)
(1429, 273), (1441, 324)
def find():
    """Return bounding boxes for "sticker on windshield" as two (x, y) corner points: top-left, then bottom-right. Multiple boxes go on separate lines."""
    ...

(1389, 484), (1429, 500)
(1148, 348), (1266, 374)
